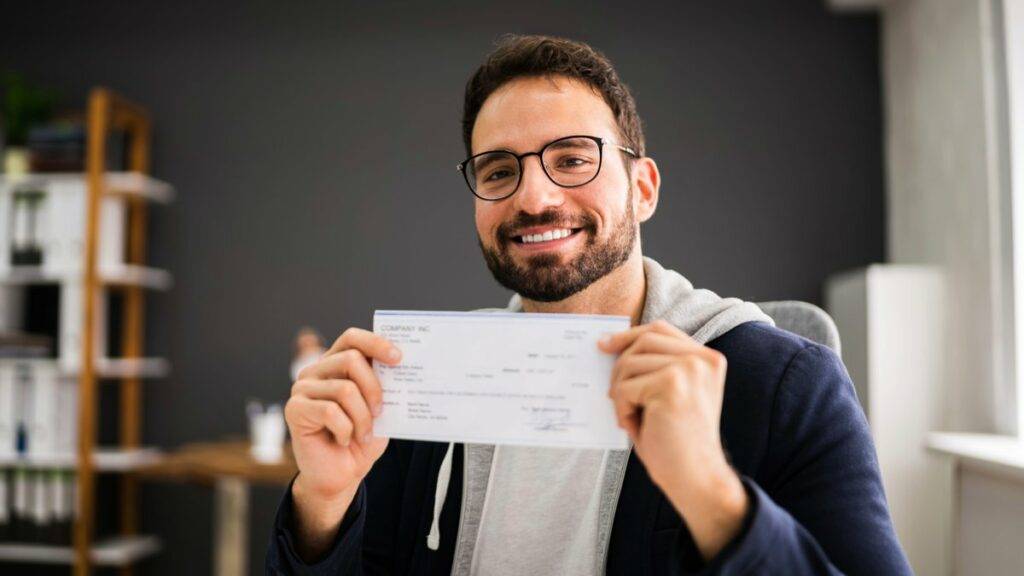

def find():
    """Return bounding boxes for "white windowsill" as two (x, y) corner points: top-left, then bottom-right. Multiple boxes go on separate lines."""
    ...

(926, 432), (1024, 481)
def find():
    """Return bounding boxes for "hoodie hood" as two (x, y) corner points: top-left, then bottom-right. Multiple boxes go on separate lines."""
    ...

(505, 257), (774, 344)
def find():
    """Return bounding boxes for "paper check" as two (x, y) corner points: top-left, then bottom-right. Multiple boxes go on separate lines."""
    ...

(372, 310), (630, 449)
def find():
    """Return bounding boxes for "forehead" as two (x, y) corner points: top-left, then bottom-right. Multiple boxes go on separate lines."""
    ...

(471, 76), (620, 154)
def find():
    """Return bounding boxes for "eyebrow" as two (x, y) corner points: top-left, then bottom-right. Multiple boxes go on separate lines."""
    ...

(544, 138), (590, 151)
(472, 153), (514, 172)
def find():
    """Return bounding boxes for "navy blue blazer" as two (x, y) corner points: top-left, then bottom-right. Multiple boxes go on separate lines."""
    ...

(266, 321), (912, 575)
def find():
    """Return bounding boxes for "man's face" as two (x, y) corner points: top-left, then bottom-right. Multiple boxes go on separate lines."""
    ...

(472, 76), (641, 302)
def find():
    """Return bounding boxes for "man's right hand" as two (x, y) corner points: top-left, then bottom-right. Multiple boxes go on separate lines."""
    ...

(284, 327), (401, 562)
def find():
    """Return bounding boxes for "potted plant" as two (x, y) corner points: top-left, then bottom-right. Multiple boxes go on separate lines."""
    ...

(1, 72), (55, 175)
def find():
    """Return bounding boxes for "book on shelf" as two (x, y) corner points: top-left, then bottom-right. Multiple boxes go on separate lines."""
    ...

(0, 333), (50, 458)
(0, 174), (127, 275)
(26, 124), (86, 173)
(0, 467), (76, 545)
(0, 332), (75, 458)
(0, 333), (76, 546)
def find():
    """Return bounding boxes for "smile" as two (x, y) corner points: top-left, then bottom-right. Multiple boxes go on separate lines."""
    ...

(509, 226), (585, 250)
(519, 228), (573, 243)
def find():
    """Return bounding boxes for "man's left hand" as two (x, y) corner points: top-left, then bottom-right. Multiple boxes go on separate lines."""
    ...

(599, 319), (749, 561)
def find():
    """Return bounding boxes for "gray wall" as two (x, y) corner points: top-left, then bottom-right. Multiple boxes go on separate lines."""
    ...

(1, 1), (882, 574)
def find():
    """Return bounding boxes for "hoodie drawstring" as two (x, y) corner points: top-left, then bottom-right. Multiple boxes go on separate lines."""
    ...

(428, 442), (455, 550)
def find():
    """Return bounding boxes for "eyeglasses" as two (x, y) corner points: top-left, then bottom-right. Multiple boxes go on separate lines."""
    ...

(456, 135), (638, 201)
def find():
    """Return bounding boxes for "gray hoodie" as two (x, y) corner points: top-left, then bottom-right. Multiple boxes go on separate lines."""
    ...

(424, 257), (774, 574)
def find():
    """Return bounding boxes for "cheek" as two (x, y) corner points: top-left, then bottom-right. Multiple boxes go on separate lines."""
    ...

(578, 164), (631, 227)
(570, 187), (618, 232)
(475, 202), (501, 239)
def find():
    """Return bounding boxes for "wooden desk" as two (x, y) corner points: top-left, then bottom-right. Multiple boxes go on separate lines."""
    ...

(139, 440), (297, 576)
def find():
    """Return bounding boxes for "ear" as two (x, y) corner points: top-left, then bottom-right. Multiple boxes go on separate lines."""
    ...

(631, 157), (660, 223)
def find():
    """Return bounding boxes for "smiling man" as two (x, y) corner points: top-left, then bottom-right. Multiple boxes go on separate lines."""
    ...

(265, 35), (911, 575)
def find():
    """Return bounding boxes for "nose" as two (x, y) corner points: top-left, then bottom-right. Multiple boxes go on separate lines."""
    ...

(511, 154), (565, 214)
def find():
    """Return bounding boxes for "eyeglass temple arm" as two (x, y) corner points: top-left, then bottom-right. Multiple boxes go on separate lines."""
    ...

(615, 145), (638, 157)
(601, 138), (637, 157)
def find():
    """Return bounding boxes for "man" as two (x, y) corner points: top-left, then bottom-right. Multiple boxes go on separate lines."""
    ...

(266, 35), (911, 575)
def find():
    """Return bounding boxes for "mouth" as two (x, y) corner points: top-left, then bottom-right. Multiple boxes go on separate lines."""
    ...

(508, 226), (586, 252)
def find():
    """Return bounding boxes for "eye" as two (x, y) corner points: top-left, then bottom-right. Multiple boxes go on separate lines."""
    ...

(556, 156), (592, 169)
(485, 169), (514, 182)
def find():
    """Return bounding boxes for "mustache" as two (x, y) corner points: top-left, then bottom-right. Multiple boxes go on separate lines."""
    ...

(496, 209), (597, 240)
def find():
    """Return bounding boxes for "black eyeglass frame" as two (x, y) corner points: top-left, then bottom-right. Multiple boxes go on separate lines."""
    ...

(456, 135), (638, 201)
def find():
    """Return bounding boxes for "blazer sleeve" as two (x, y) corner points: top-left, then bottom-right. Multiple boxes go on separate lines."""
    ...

(265, 439), (410, 575)
(265, 477), (368, 576)
(694, 343), (913, 575)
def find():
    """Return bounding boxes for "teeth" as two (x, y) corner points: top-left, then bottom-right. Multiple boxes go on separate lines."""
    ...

(520, 228), (573, 244)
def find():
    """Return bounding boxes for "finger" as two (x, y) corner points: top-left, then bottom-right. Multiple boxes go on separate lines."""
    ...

(615, 364), (687, 411)
(609, 385), (644, 440)
(619, 331), (696, 360)
(622, 411), (641, 441)
(341, 350), (385, 414)
(598, 320), (696, 354)
(610, 353), (679, 386)
(324, 327), (402, 365)
(298, 350), (385, 412)
(609, 366), (682, 441)
(285, 396), (354, 446)
(315, 350), (385, 412)
(335, 381), (375, 445)
(610, 366), (672, 438)
(295, 352), (384, 414)
(292, 378), (375, 444)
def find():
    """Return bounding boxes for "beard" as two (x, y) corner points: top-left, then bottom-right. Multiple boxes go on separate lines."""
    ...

(478, 189), (638, 303)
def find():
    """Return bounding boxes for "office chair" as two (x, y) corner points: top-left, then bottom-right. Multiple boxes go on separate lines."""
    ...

(756, 300), (842, 356)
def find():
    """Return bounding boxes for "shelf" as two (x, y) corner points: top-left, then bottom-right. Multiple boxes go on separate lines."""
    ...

(0, 357), (170, 380)
(0, 447), (163, 471)
(93, 357), (170, 379)
(0, 171), (175, 204)
(102, 172), (175, 203)
(72, 357), (171, 379)
(0, 264), (173, 290)
(927, 432), (1024, 481)
(98, 264), (173, 289)
(0, 535), (161, 566)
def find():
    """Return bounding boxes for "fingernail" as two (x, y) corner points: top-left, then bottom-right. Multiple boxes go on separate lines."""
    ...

(372, 403), (383, 417)
(386, 347), (401, 362)
(598, 336), (611, 348)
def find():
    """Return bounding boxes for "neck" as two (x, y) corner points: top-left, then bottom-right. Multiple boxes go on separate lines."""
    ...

(519, 250), (647, 326)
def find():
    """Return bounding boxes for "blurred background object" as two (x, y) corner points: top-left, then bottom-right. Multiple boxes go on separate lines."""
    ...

(0, 86), (172, 575)
(289, 327), (324, 383)
(246, 401), (284, 464)
(1, 72), (57, 175)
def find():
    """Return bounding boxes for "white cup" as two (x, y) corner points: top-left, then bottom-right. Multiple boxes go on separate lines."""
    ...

(248, 403), (286, 463)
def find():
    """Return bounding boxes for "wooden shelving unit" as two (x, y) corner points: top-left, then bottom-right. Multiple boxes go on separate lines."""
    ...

(79, 87), (159, 576)
(0, 88), (172, 575)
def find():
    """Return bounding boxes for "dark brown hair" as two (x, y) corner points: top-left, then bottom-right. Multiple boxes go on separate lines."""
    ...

(462, 34), (646, 158)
